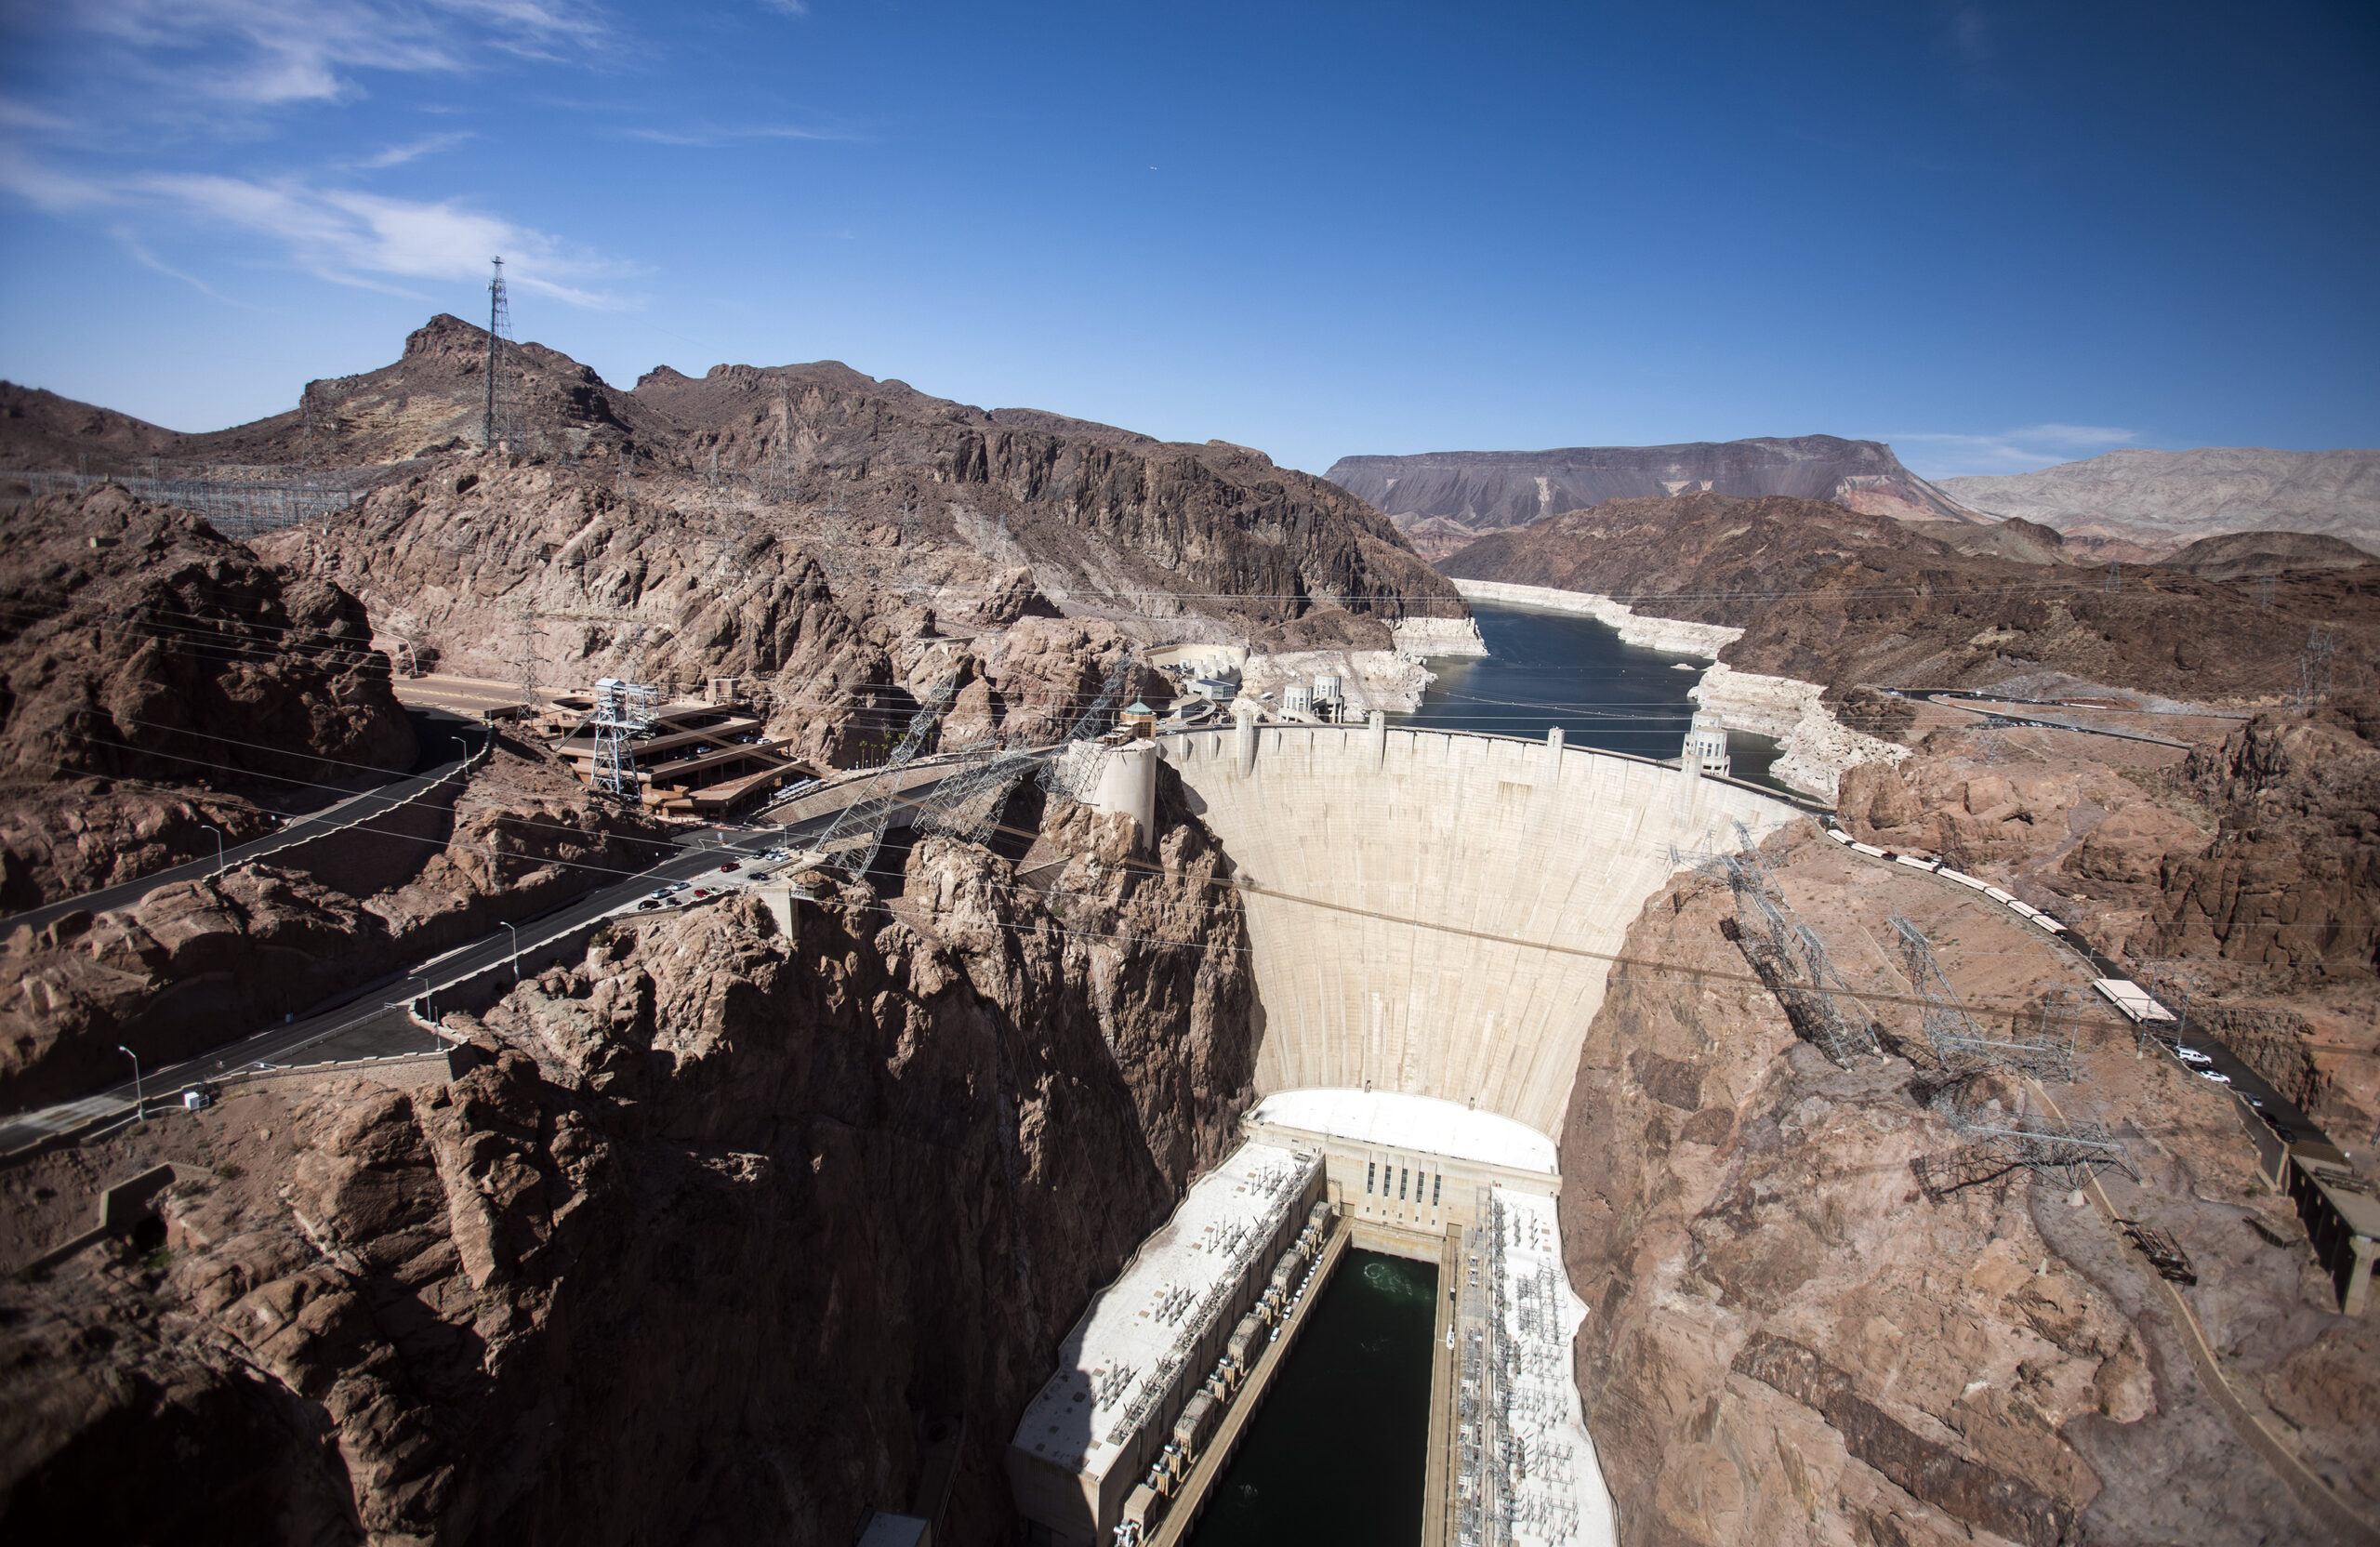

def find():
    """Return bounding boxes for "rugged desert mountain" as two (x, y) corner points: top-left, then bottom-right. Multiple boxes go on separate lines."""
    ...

(3, 317), (672, 474)
(1937, 447), (2380, 560)
(1327, 435), (1975, 560)
(0, 484), (418, 906)
(2154, 529), (2376, 580)
(1439, 490), (2379, 700)
(245, 321), (1461, 765)
(0, 383), (184, 473)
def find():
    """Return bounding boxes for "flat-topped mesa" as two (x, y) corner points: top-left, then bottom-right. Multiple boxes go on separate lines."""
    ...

(1328, 435), (1975, 559)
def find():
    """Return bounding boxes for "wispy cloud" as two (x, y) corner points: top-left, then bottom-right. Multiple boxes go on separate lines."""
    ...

(348, 130), (476, 170)
(1887, 424), (2139, 479)
(624, 123), (858, 147)
(756, 0), (810, 15)
(110, 223), (247, 304)
(0, 155), (628, 307)
(58, 0), (609, 110)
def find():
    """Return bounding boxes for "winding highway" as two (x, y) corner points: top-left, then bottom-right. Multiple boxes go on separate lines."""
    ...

(1, 707), (494, 938)
(0, 748), (954, 1157)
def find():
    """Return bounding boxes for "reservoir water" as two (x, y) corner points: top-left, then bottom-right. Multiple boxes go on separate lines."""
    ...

(1399, 600), (1787, 793)
(1185, 1250), (1439, 1547)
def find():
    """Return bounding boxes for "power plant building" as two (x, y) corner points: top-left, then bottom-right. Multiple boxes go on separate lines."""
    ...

(1008, 1142), (1325, 1544)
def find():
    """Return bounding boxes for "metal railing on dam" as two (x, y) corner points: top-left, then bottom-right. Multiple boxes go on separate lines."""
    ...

(1156, 721), (1809, 1136)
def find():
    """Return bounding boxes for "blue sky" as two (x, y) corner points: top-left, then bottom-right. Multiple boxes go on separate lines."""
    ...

(1, 1), (2373, 480)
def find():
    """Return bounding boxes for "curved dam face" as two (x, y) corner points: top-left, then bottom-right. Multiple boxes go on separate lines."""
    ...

(1157, 721), (1806, 1135)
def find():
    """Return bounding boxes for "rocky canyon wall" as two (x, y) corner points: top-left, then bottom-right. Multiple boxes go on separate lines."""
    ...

(0, 783), (1258, 1545)
(1556, 830), (2379, 1547)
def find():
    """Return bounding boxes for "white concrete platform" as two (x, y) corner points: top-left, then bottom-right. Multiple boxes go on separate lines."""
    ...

(1250, 1090), (1556, 1176)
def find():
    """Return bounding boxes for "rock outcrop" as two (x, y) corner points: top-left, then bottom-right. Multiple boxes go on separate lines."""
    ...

(2155, 529), (2378, 580)
(1939, 447), (2380, 561)
(0, 484), (416, 906)
(0, 741), (671, 1110)
(2147, 694), (2380, 983)
(1328, 436), (1975, 559)
(1558, 831), (2378, 1547)
(0, 783), (1256, 1545)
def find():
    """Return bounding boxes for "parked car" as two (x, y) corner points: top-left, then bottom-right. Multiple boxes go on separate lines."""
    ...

(2196, 1070), (2233, 1086)
(2175, 1046), (2215, 1066)
(719, 861), (740, 873)
(649, 886), (673, 900)
(637, 898), (662, 911)
(691, 888), (711, 900)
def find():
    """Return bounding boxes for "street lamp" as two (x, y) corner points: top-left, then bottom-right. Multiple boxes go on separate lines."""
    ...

(118, 1044), (143, 1119)
(502, 920), (521, 983)
(202, 824), (224, 880)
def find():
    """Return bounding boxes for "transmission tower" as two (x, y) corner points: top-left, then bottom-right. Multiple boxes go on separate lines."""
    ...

(2104, 562), (2121, 593)
(2299, 624), (2338, 707)
(509, 596), (545, 706)
(483, 257), (519, 451)
(768, 382), (795, 503)
(2258, 575), (2276, 612)
(806, 669), (968, 879)
(1716, 840), (1878, 1066)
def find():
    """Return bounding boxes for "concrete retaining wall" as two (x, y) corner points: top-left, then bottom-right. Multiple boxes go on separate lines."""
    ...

(1159, 724), (1804, 1135)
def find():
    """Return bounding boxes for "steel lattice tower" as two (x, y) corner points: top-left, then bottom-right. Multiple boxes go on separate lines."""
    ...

(483, 257), (517, 450)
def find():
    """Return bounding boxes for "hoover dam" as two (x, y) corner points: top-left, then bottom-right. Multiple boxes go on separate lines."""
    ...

(1011, 714), (1806, 1545)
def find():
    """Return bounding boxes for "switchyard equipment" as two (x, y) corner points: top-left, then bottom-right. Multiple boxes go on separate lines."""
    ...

(1892, 917), (2075, 1082)
(1449, 1189), (1609, 1547)
(912, 648), (1138, 852)
(1719, 835), (1879, 1067)
(2116, 1220), (2199, 1285)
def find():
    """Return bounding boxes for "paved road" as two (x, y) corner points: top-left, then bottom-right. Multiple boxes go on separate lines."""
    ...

(1, 707), (493, 938)
(1823, 817), (2337, 1155)
(0, 775), (945, 1156)
(1904, 690), (2193, 749)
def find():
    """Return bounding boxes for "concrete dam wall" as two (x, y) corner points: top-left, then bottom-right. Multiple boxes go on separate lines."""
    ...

(1157, 721), (1807, 1135)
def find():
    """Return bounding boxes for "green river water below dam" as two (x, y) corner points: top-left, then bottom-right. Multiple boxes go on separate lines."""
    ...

(1399, 600), (1787, 794)
(1186, 1250), (1440, 1547)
